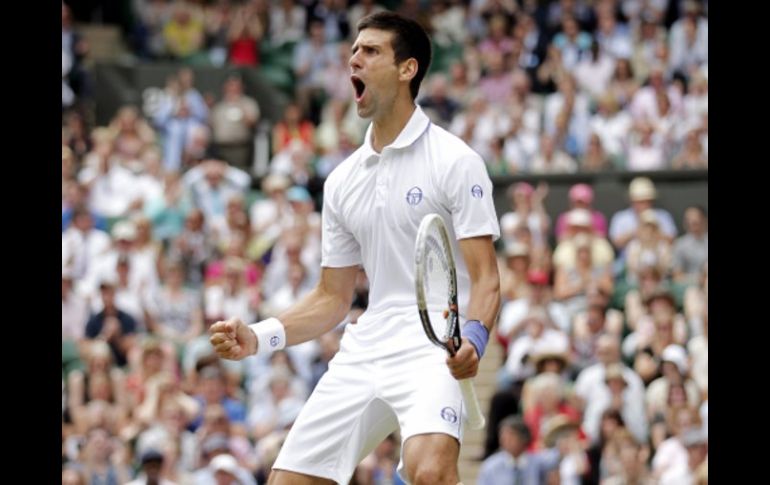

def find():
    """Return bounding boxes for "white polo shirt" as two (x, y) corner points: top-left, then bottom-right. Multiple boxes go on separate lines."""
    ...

(322, 106), (500, 363)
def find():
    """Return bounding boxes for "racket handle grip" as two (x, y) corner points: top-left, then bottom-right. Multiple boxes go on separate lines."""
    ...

(458, 378), (485, 430)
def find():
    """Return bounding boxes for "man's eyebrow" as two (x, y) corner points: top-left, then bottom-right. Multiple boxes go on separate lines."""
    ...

(351, 41), (382, 54)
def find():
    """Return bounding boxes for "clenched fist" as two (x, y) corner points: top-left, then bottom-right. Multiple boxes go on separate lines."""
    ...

(209, 317), (257, 360)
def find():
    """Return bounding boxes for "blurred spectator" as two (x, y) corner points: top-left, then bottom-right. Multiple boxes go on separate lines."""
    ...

(309, 329), (342, 391)
(63, 111), (93, 161)
(109, 106), (157, 167)
(594, 5), (632, 59)
(77, 427), (132, 484)
(651, 406), (701, 481)
(268, 0), (306, 46)
(146, 259), (203, 342)
(530, 133), (578, 173)
(125, 448), (178, 485)
(623, 290), (688, 384)
(553, 208), (615, 271)
(555, 183), (608, 241)
(201, 0), (234, 67)
(192, 448), (256, 485)
(478, 416), (559, 485)
(322, 40), (355, 104)
(607, 57), (640, 107)
(227, 3), (264, 67)
(501, 309), (570, 385)
(543, 76), (591, 157)
(262, 260), (314, 317)
(626, 120), (667, 171)
(183, 159), (250, 231)
(355, 433), (407, 485)
(570, 289), (624, 372)
(573, 40), (615, 99)
(348, 0), (386, 38)
(419, 74), (461, 129)
(66, 341), (130, 435)
(132, 0), (174, 59)
(478, 14), (516, 64)
(523, 373), (585, 451)
(687, 309), (708, 395)
(247, 367), (306, 440)
(62, 206), (111, 283)
(608, 177), (677, 251)
(204, 257), (259, 325)
(155, 69), (209, 171)
(62, 3), (90, 104)
(589, 93), (633, 167)
(309, 0), (350, 43)
(668, 1), (708, 78)
(498, 269), (570, 343)
(574, 335), (647, 440)
(272, 102), (315, 154)
(581, 362), (649, 448)
(645, 344), (701, 420)
(553, 233), (614, 317)
(582, 409), (625, 485)
(191, 365), (247, 431)
(211, 75), (260, 169)
(430, 0), (467, 47)
(145, 171), (193, 243)
(168, 208), (212, 286)
(660, 428), (707, 485)
(551, 14), (592, 71)
(193, 403), (257, 472)
(446, 61), (477, 108)
(499, 182), (551, 251)
(163, 1), (205, 60)
(84, 277), (139, 368)
(629, 65), (683, 123)
(671, 129), (707, 169)
(63, 268), (89, 343)
(499, 242), (532, 303)
(624, 208), (672, 283)
(601, 428), (654, 485)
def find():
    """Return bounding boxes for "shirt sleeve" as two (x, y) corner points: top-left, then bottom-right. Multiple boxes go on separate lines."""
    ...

(440, 153), (500, 241)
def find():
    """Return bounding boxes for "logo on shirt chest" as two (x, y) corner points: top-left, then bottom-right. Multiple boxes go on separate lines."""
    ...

(406, 186), (423, 206)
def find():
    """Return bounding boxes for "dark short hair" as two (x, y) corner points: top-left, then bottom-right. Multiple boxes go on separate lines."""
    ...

(499, 415), (532, 445)
(357, 11), (432, 100)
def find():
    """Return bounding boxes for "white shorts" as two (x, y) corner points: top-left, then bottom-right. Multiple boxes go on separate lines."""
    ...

(272, 348), (465, 484)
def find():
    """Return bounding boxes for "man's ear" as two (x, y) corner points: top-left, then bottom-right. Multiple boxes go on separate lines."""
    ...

(399, 58), (418, 82)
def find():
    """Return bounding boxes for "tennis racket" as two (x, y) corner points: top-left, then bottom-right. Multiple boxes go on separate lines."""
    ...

(414, 213), (485, 430)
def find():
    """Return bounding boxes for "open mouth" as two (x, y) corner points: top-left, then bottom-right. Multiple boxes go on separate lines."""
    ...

(351, 75), (366, 101)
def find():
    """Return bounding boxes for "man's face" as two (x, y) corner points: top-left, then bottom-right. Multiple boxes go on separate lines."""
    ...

(685, 208), (705, 234)
(350, 28), (403, 118)
(74, 213), (93, 232)
(500, 427), (526, 456)
(631, 199), (653, 213)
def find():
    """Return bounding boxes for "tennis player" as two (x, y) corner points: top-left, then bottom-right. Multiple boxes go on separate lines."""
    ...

(210, 11), (501, 484)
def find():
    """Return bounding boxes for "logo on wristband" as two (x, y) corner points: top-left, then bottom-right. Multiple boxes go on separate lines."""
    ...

(269, 336), (281, 347)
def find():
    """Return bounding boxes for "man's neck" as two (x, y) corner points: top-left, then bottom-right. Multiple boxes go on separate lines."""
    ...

(370, 100), (416, 153)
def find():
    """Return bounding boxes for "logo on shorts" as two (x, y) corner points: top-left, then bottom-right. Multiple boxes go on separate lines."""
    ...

(471, 185), (483, 199)
(406, 186), (423, 206)
(269, 336), (281, 347)
(441, 406), (458, 424)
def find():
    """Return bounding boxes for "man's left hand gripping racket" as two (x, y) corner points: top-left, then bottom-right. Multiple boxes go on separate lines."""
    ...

(414, 213), (486, 430)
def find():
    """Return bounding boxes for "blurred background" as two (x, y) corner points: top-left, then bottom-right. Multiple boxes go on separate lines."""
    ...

(61, 0), (707, 484)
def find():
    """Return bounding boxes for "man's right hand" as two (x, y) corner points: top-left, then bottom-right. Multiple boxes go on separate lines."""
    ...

(209, 317), (257, 360)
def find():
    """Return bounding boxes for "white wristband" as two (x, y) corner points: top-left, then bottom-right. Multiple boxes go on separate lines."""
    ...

(249, 318), (287, 355)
